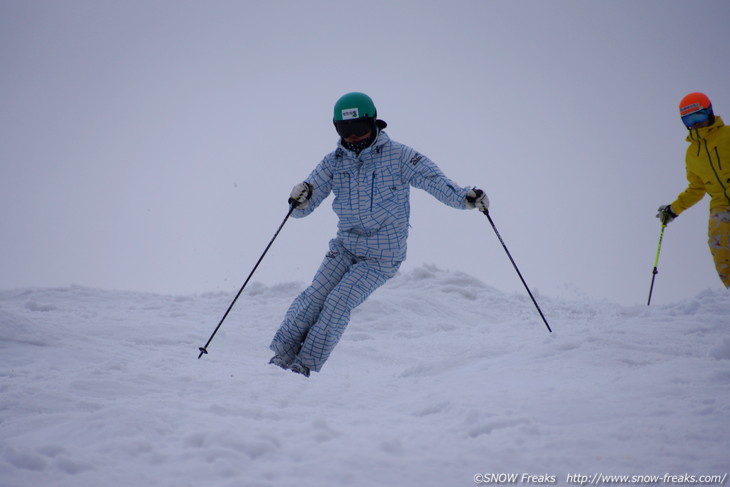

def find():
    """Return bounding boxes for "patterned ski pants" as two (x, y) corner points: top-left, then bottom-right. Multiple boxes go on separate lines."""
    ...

(270, 239), (401, 373)
(708, 207), (730, 288)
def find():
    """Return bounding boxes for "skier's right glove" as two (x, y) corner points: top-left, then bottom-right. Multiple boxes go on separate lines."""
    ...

(656, 204), (677, 225)
(289, 182), (313, 209)
(466, 188), (489, 213)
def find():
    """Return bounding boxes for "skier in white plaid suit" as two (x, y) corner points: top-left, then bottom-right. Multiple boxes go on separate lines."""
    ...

(270, 92), (488, 377)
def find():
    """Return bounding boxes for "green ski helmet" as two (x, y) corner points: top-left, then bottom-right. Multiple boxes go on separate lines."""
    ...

(333, 92), (377, 121)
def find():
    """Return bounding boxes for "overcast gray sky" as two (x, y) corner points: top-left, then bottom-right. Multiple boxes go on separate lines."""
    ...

(2, 0), (729, 306)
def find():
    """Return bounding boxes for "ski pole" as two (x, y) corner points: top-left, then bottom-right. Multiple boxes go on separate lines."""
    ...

(198, 203), (299, 359)
(647, 223), (666, 306)
(482, 210), (552, 332)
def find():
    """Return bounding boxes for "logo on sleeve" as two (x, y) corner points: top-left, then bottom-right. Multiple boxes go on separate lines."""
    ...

(410, 153), (423, 166)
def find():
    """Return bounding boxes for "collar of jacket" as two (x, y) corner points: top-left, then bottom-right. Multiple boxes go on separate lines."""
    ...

(338, 130), (390, 156)
(686, 115), (725, 143)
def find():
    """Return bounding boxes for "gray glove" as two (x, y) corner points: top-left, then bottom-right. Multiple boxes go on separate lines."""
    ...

(656, 204), (677, 225)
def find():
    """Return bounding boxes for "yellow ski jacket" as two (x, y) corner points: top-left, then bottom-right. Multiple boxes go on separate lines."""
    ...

(671, 116), (730, 214)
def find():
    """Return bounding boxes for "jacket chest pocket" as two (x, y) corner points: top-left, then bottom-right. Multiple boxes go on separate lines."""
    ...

(332, 171), (352, 209)
(371, 168), (405, 214)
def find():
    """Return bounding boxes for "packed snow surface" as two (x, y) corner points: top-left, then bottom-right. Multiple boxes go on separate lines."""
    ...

(1, 265), (728, 487)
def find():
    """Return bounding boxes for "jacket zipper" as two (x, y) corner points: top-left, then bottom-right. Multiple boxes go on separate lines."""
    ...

(701, 135), (730, 205)
(347, 173), (353, 210)
(715, 146), (730, 205)
(693, 129), (701, 156)
(370, 172), (375, 212)
(715, 147), (722, 170)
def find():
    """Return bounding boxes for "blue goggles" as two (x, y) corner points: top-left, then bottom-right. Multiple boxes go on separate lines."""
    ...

(682, 109), (711, 128)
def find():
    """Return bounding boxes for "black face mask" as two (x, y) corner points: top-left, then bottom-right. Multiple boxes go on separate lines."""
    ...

(341, 134), (376, 154)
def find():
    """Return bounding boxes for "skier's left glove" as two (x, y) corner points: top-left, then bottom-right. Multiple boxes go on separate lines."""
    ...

(656, 204), (677, 225)
(466, 188), (489, 213)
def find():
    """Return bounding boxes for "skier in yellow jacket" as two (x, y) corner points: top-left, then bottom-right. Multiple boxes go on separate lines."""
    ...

(657, 92), (730, 289)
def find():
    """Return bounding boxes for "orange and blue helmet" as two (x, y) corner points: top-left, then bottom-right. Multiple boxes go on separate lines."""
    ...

(679, 92), (714, 128)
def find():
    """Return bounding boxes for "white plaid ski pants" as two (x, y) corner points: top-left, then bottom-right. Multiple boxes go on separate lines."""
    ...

(270, 238), (400, 373)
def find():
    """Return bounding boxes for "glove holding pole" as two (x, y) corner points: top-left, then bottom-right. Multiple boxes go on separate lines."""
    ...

(465, 188), (489, 213)
(656, 204), (677, 225)
(289, 182), (313, 209)
(647, 204), (675, 306)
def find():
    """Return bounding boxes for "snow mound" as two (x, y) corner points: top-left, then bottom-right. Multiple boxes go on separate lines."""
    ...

(0, 266), (728, 487)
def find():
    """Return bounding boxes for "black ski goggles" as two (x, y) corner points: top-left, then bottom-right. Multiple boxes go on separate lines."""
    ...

(334, 117), (374, 138)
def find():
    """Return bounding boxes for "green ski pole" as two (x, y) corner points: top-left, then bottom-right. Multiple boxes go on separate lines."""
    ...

(647, 223), (667, 306)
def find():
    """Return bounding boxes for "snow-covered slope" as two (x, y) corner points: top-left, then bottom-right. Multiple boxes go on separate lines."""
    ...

(1, 266), (728, 487)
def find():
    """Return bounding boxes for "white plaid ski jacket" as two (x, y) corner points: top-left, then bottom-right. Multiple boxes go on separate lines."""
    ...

(292, 130), (471, 261)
